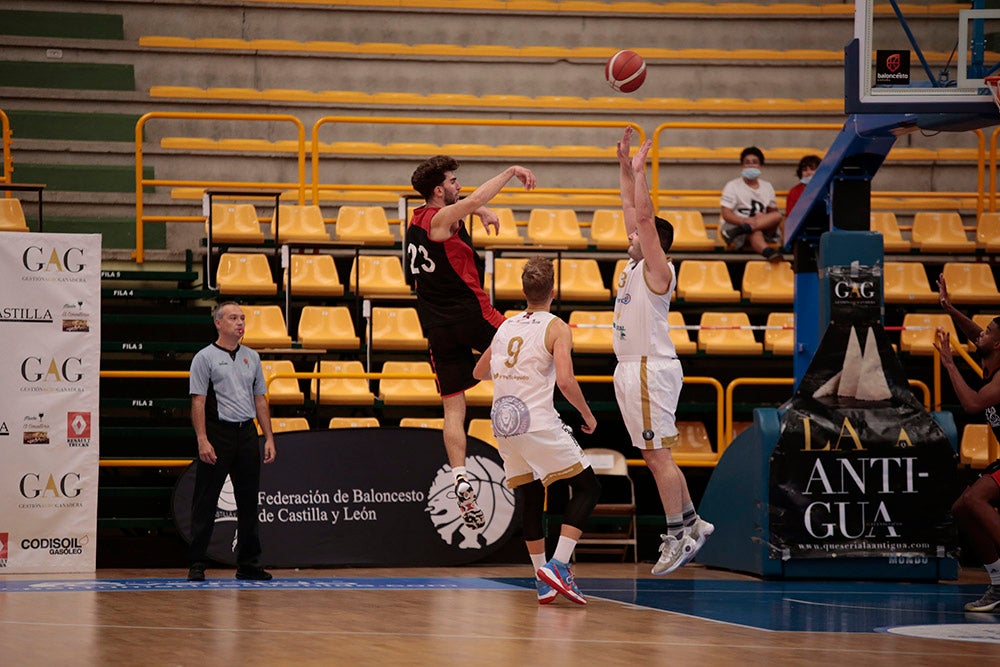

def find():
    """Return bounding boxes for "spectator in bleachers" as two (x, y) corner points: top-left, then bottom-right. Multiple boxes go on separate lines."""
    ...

(719, 146), (784, 262)
(473, 256), (599, 605)
(934, 275), (1000, 613)
(785, 154), (822, 216)
(615, 127), (713, 575)
(187, 301), (276, 582)
(405, 155), (536, 530)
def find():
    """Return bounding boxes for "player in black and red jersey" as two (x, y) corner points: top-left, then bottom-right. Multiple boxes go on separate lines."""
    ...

(405, 156), (536, 528)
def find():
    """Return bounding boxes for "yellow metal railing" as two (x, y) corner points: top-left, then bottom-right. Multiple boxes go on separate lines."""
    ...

(308, 115), (644, 204)
(133, 111), (307, 263)
(651, 121), (992, 218)
(0, 108), (11, 185)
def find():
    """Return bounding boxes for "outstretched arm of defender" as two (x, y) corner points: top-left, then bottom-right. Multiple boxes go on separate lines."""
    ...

(934, 328), (1000, 413)
(632, 139), (673, 293)
(937, 274), (981, 341)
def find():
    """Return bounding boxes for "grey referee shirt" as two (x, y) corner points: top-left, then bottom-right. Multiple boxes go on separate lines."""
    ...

(189, 343), (266, 423)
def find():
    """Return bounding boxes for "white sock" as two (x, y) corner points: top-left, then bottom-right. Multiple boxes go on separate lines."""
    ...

(452, 466), (467, 483)
(985, 558), (1000, 585)
(553, 535), (577, 564)
(530, 551), (546, 575)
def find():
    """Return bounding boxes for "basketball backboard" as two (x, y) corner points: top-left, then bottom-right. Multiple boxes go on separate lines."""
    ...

(849, 0), (1000, 116)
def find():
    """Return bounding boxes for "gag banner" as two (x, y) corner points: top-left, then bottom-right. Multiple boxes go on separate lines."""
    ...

(0, 233), (101, 573)
(770, 264), (957, 560)
(173, 428), (518, 567)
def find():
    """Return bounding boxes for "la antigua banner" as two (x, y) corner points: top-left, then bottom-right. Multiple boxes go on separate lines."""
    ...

(0, 233), (101, 573)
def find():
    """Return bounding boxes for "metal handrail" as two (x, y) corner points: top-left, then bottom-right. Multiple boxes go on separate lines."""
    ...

(133, 111), (307, 263)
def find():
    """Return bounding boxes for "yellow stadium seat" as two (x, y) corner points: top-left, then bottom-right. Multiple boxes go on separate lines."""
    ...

(590, 209), (628, 250)
(328, 417), (380, 428)
(677, 260), (740, 303)
(348, 254), (411, 296)
(472, 208), (524, 247)
(491, 257), (529, 300)
(286, 254), (345, 297)
(899, 313), (959, 355)
(673, 421), (717, 464)
(764, 312), (794, 355)
(526, 209), (588, 248)
(467, 418), (498, 448)
(659, 210), (714, 252)
(207, 204), (264, 243)
(378, 361), (440, 406)
(371, 307), (427, 351)
(0, 198), (29, 232)
(941, 262), (1000, 304)
(556, 259), (611, 301)
(240, 305), (292, 348)
(569, 310), (614, 354)
(216, 252), (277, 295)
(741, 260), (793, 303)
(611, 259), (631, 295)
(883, 262), (938, 304)
(698, 312), (762, 355)
(272, 417), (310, 433)
(910, 212), (975, 253)
(335, 205), (395, 245)
(271, 204), (331, 243)
(399, 417), (445, 429)
(870, 212), (910, 253)
(976, 212), (1000, 252)
(298, 306), (360, 350)
(261, 359), (304, 405)
(960, 424), (998, 468)
(972, 314), (1000, 332)
(668, 311), (698, 355)
(465, 380), (494, 407)
(311, 360), (374, 405)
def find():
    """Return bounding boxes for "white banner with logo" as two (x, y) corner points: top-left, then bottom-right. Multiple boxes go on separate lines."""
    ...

(0, 232), (101, 573)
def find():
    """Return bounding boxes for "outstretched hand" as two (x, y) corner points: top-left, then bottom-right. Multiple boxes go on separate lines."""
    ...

(512, 166), (536, 191)
(936, 273), (951, 310)
(933, 327), (955, 367)
(617, 126), (633, 168)
(632, 138), (652, 173)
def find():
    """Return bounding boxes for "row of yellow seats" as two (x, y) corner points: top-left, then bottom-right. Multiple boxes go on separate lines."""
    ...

(873, 211), (1000, 254)
(885, 262), (1000, 305)
(217, 252), (409, 298)
(0, 198), (30, 232)
(237, 304), (425, 350)
(209, 203), (395, 245)
(898, 313), (999, 356)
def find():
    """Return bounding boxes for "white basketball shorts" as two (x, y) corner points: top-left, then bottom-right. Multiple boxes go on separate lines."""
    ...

(614, 356), (683, 450)
(498, 424), (590, 489)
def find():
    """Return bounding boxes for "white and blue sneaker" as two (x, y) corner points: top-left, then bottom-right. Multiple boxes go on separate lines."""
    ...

(680, 518), (715, 567)
(535, 578), (558, 605)
(537, 558), (586, 605)
(652, 533), (696, 576)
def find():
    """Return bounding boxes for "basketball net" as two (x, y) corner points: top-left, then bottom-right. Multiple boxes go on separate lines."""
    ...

(987, 74), (1000, 115)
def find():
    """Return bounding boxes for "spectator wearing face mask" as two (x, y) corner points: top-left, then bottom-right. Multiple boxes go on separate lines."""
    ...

(719, 146), (784, 262)
(785, 154), (822, 217)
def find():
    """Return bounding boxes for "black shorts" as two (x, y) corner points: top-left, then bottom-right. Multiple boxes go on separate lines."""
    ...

(426, 317), (501, 397)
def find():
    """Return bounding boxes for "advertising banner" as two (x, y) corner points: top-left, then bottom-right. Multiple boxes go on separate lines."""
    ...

(173, 428), (518, 567)
(0, 233), (101, 572)
(769, 264), (957, 560)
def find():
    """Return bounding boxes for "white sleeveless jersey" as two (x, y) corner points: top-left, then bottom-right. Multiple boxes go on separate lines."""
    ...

(489, 310), (563, 436)
(612, 258), (677, 360)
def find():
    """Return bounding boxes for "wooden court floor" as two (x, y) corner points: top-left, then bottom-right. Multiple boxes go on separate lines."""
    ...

(1, 563), (997, 666)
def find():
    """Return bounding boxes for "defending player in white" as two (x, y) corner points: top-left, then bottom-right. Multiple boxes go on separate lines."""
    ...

(473, 257), (601, 605)
(614, 127), (714, 575)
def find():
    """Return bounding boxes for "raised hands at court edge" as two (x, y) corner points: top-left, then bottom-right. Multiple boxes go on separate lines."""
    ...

(936, 273), (953, 311)
(933, 328), (956, 369)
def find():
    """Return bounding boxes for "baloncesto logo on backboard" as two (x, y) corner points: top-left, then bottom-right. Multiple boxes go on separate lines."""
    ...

(876, 50), (910, 85)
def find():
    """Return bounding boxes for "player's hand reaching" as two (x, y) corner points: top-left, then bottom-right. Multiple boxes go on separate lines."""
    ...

(632, 138), (652, 173)
(937, 273), (952, 311)
(476, 207), (500, 235)
(933, 327), (956, 368)
(617, 126), (633, 168)
(511, 166), (536, 191)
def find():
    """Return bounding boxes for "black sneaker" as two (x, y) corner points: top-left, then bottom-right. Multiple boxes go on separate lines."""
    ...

(761, 247), (781, 262)
(720, 224), (745, 247)
(187, 563), (206, 582)
(235, 566), (273, 581)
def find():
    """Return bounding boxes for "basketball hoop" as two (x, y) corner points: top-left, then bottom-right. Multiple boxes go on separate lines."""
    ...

(987, 74), (1000, 115)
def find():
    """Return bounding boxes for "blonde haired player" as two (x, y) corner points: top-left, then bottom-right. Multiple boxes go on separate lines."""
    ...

(614, 127), (713, 575)
(474, 257), (600, 605)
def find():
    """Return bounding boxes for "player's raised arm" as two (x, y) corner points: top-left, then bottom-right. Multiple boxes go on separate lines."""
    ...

(632, 139), (673, 293)
(430, 166), (535, 239)
(618, 127), (638, 236)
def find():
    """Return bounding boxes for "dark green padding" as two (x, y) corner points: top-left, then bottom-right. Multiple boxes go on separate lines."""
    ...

(14, 164), (154, 192)
(6, 110), (141, 142)
(30, 216), (166, 250)
(0, 10), (124, 39)
(0, 61), (134, 90)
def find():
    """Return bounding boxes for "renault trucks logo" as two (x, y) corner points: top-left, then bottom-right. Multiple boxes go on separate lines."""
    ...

(68, 412), (91, 447)
(0, 532), (8, 567)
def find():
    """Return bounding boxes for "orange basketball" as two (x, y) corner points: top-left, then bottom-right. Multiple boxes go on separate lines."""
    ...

(605, 50), (646, 93)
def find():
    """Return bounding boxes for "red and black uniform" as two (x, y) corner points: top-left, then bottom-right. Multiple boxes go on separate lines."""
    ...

(404, 206), (504, 397)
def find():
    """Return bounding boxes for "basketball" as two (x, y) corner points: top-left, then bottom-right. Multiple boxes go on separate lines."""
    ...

(605, 50), (646, 93)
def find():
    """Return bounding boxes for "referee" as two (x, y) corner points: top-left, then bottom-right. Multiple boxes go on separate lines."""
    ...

(187, 301), (276, 582)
